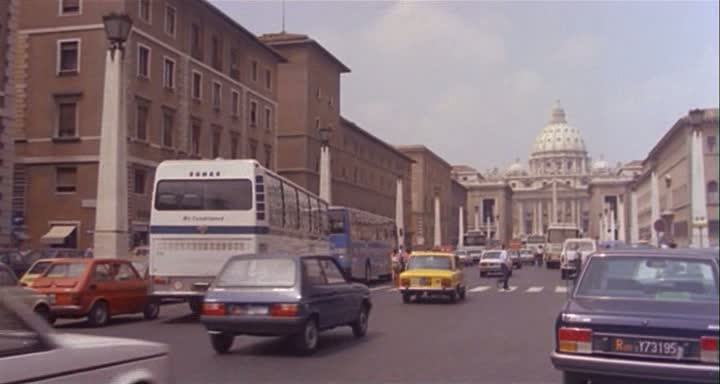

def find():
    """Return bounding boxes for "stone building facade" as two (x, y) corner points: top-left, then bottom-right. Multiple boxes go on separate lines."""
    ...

(11, 0), (283, 250)
(0, 0), (15, 246)
(260, 32), (413, 226)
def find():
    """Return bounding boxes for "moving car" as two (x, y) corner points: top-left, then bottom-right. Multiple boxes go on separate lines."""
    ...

(519, 249), (535, 265)
(551, 249), (719, 384)
(509, 250), (523, 269)
(0, 287), (171, 384)
(201, 253), (371, 355)
(560, 238), (597, 280)
(455, 250), (472, 266)
(399, 252), (466, 303)
(0, 262), (55, 323)
(479, 250), (513, 277)
(30, 258), (160, 327)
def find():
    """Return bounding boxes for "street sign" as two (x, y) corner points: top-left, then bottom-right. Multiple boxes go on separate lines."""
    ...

(653, 219), (666, 233)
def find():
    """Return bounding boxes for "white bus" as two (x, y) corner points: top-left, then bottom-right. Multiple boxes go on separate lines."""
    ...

(150, 159), (329, 312)
(461, 230), (491, 263)
(544, 224), (581, 269)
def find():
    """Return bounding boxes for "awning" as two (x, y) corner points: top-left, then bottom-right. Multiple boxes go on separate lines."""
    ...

(40, 225), (76, 245)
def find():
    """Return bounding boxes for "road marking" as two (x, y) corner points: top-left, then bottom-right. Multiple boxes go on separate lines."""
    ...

(555, 286), (568, 293)
(526, 286), (544, 293)
(370, 285), (391, 292)
(469, 286), (491, 293)
(387, 288), (399, 292)
(498, 286), (517, 292)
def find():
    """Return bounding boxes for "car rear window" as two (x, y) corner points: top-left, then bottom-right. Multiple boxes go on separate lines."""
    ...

(215, 258), (296, 287)
(482, 252), (502, 260)
(566, 242), (595, 252)
(407, 256), (452, 270)
(45, 263), (87, 278)
(27, 261), (51, 275)
(576, 256), (719, 302)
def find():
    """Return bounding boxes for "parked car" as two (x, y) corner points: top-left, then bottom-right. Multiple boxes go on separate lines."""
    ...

(19, 258), (53, 287)
(560, 238), (597, 280)
(519, 249), (535, 265)
(201, 253), (371, 355)
(509, 250), (523, 269)
(0, 287), (171, 384)
(479, 250), (513, 277)
(0, 262), (55, 323)
(399, 252), (466, 303)
(551, 249), (719, 384)
(454, 250), (472, 267)
(30, 258), (160, 327)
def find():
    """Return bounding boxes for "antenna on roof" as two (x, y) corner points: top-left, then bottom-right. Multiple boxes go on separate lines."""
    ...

(281, 0), (286, 33)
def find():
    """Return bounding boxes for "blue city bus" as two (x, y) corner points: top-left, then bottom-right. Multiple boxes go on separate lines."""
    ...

(328, 207), (395, 283)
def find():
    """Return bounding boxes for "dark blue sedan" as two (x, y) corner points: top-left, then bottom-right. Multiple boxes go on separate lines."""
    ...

(551, 249), (719, 384)
(200, 253), (372, 355)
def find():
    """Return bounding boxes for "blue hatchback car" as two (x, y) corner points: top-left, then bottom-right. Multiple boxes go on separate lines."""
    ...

(201, 253), (372, 355)
(551, 249), (719, 384)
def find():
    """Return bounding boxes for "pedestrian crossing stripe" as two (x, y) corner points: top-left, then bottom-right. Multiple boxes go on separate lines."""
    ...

(469, 286), (491, 293)
(555, 286), (568, 293)
(526, 286), (544, 293)
(498, 286), (517, 292)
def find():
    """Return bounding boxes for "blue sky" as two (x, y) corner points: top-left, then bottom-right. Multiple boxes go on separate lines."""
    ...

(211, 0), (719, 171)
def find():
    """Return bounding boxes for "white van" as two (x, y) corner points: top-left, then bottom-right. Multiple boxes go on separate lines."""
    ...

(560, 238), (597, 280)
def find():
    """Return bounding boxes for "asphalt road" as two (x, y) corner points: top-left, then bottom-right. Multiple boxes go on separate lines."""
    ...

(57, 263), (571, 384)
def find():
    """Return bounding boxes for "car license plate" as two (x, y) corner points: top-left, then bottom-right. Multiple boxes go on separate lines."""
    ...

(230, 305), (268, 316)
(612, 337), (681, 357)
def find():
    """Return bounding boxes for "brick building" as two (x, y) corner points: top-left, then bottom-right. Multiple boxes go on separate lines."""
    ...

(0, 0), (15, 246)
(260, 32), (413, 227)
(11, 0), (284, 250)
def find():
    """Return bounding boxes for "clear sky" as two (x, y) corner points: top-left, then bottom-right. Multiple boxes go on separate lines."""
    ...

(211, 0), (719, 172)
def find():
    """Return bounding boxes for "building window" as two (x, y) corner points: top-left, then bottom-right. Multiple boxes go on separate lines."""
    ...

(57, 40), (79, 75)
(264, 108), (272, 130)
(230, 132), (240, 159)
(265, 69), (272, 89)
(138, 0), (151, 23)
(190, 23), (203, 60)
(708, 181), (719, 204)
(264, 145), (272, 168)
(248, 139), (258, 159)
(316, 87), (322, 100)
(190, 120), (201, 156)
(231, 90), (240, 117)
(211, 35), (223, 71)
(707, 135), (717, 153)
(56, 97), (79, 138)
(211, 126), (222, 158)
(56, 167), (77, 193)
(162, 57), (175, 89)
(230, 49), (240, 80)
(212, 81), (222, 110)
(251, 60), (258, 82)
(134, 169), (146, 194)
(161, 109), (174, 148)
(192, 71), (202, 100)
(328, 96), (335, 109)
(249, 101), (257, 126)
(315, 118), (320, 132)
(60, 0), (81, 15)
(135, 100), (149, 141)
(164, 5), (176, 37)
(137, 44), (150, 79)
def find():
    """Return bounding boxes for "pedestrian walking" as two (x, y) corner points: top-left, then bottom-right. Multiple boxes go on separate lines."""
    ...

(498, 254), (511, 290)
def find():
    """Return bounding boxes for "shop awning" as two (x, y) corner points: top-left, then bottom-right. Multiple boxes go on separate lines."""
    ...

(40, 225), (76, 245)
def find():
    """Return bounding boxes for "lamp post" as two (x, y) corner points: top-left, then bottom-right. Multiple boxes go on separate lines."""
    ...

(94, 13), (132, 259)
(318, 126), (332, 204)
(660, 175), (675, 246)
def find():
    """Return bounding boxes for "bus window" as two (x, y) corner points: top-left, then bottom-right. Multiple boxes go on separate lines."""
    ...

(310, 198), (320, 234)
(282, 183), (299, 230)
(298, 191), (311, 233)
(329, 210), (346, 234)
(154, 180), (252, 210)
(265, 175), (284, 228)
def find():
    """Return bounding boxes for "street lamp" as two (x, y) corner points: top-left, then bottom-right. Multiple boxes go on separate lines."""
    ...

(94, 13), (132, 259)
(318, 126), (330, 147)
(318, 126), (332, 203)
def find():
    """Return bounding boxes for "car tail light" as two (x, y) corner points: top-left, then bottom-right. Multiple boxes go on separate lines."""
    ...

(201, 302), (225, 316)
(441, 278), (452, 288)
(700, 336), (719, 363)
(400, 278), (410, 287)
(558, 327), (592, 354)
(270, 304), (298, 317)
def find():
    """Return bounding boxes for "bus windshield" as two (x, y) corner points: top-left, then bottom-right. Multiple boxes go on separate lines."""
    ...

(548, 229), (579, 243)
(464, 234), (487, 246)
(154, 179), (253, 211)
(526, 235), (545, 244)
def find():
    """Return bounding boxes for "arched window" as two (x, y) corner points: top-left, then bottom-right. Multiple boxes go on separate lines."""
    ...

(708, 181), (719, 203)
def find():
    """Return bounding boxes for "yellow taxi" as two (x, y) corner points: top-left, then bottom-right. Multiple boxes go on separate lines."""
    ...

(398, 252), (466, 303)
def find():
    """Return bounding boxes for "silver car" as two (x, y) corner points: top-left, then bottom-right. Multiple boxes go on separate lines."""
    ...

(0, 288), (172, 384)
(479, 250), (513, 277)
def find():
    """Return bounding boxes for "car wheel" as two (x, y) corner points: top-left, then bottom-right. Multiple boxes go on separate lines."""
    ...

(210, 333), (234, 354)
(402, 293), (411, 304)
(294, 318), (319, 355)
(87, 301), (110, 327)
(448, 289), (458, 303)
(459, 286), (466, 300)
(34, 305), (55, 325)
(188, 299), (202, 315)
(143, 300), (160, 320)
(562, 371), (588, 384)
(351, 304), (369, 338)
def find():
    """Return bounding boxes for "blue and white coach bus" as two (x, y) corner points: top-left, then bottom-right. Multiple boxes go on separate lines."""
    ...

(328, 206), (395, 282)
(149, 159), (329, 312)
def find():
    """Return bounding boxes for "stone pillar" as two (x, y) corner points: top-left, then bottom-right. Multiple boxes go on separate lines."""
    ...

(599, 211), (606, 241)
(532, 201), (538, 235)
(552, 180), (558, 224)
(395, 177), (404, 249)
(319, 145), (332, 204)
(630, 191), (639, 243)
(690, 128), (709, 248)
(474, 206), (480, 231)
(433, 195), (441, 247)
(94, 49), (129, 258)
(618, 195), (626, 242)
(650, 171), (660, 246)
(519, 201), (526, 236)
(538, 201), (544, 234)
(457, 205), (464, 248)
(516, 202), (522, 236)
(609, 206), (617, 241)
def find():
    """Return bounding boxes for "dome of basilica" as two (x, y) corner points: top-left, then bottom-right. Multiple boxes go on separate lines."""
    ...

(531, 101), (587, 155)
